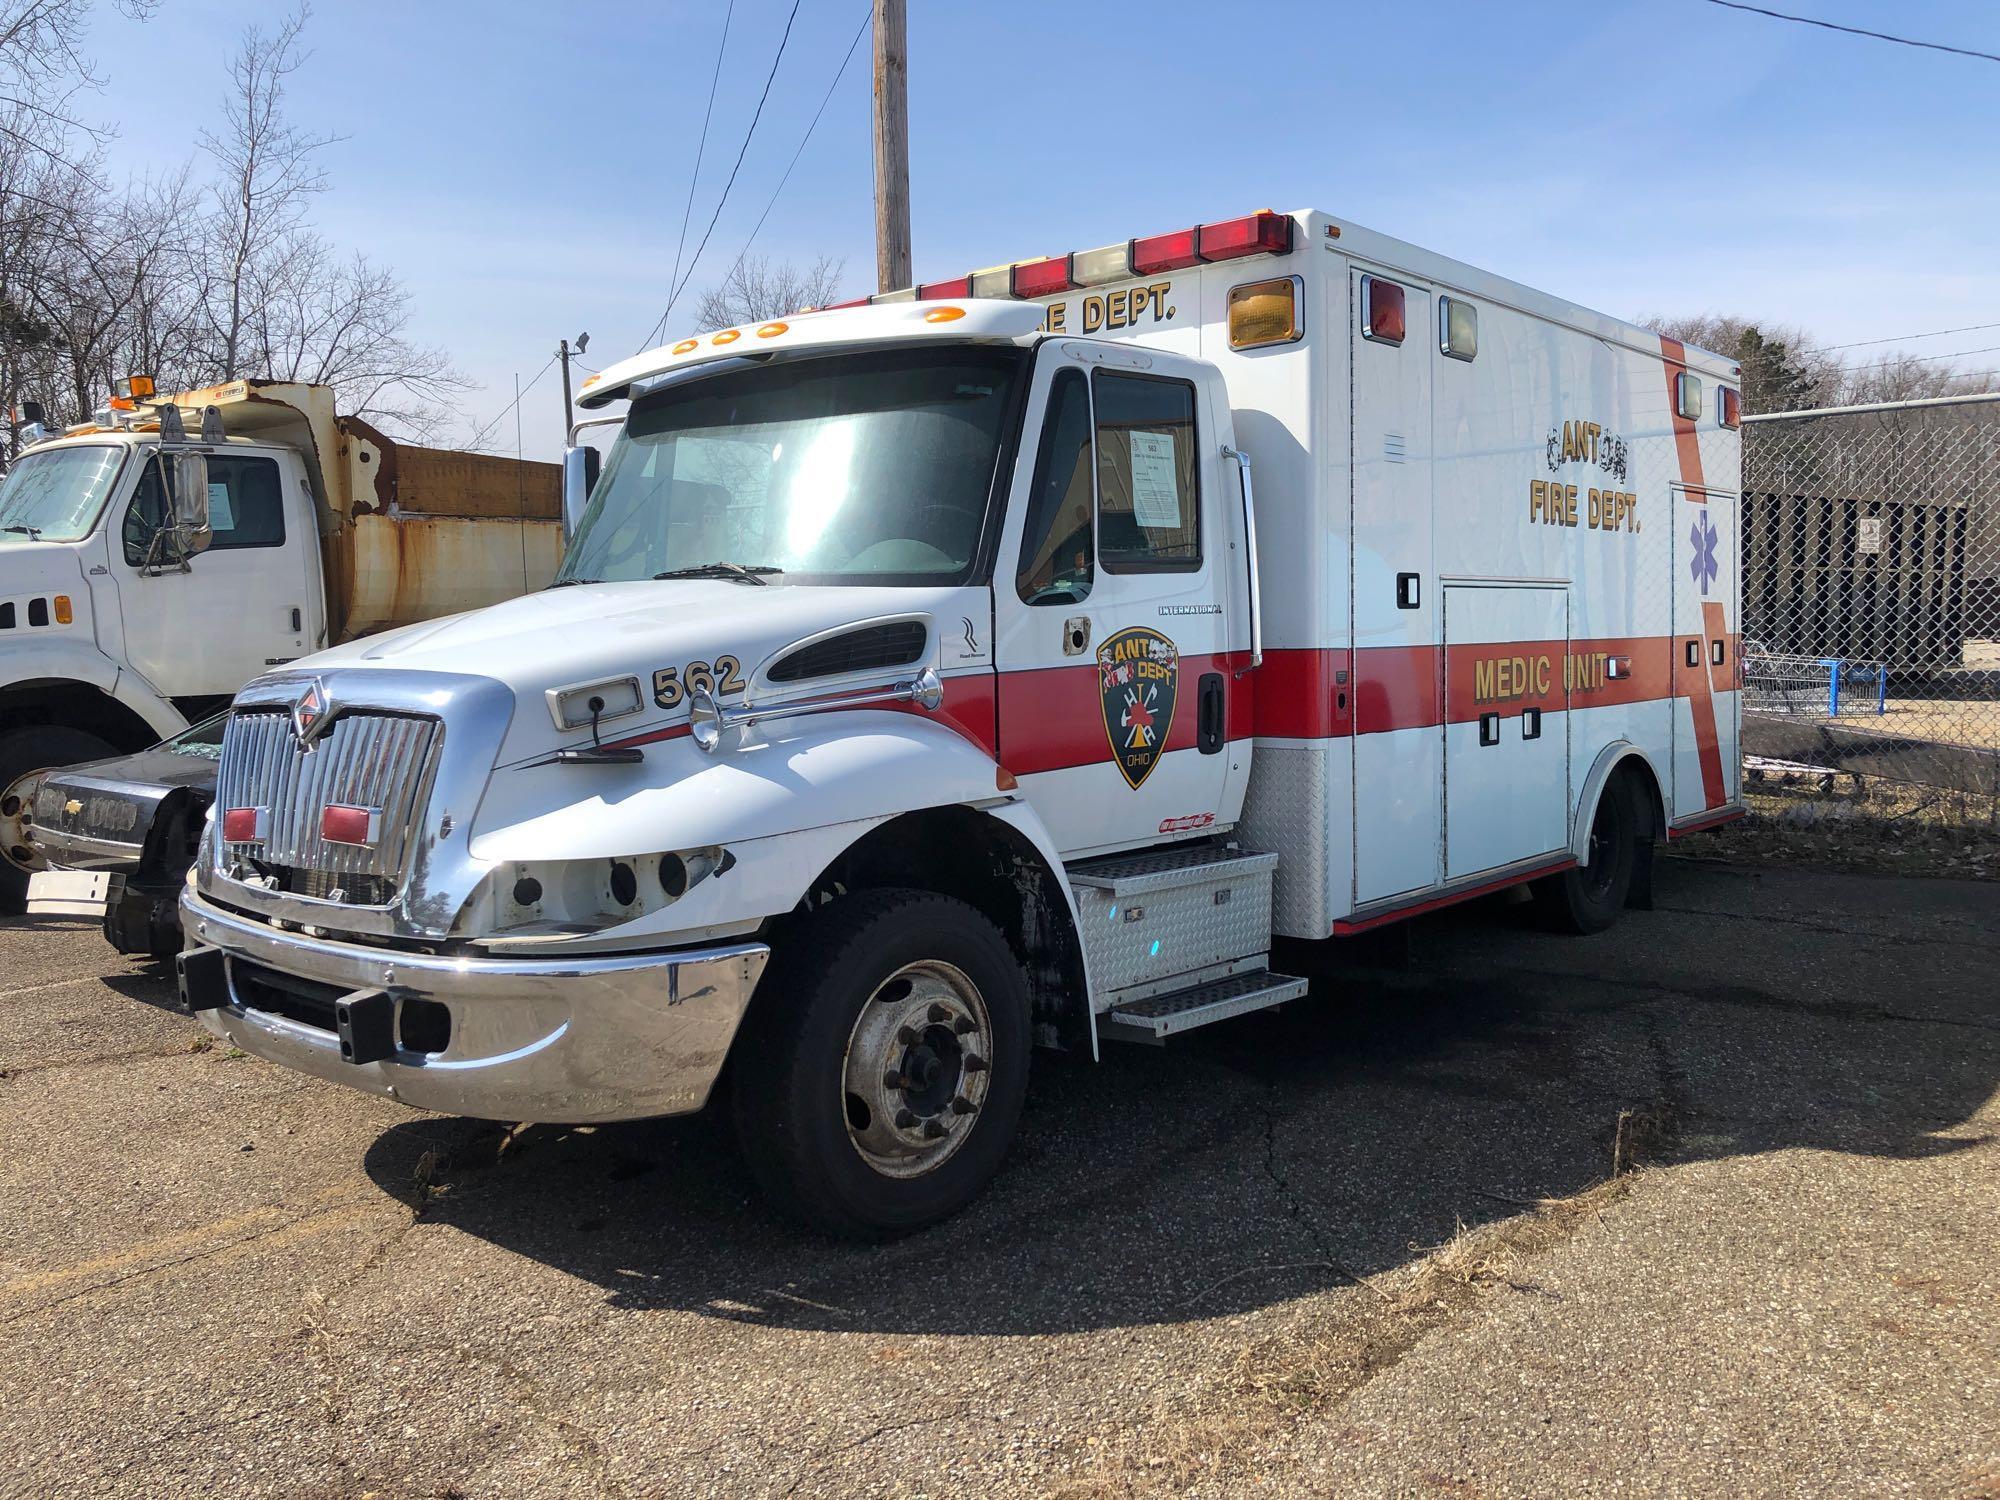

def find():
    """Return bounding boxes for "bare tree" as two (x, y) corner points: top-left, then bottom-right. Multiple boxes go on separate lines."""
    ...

(199, 4), (339, 379)
(694, 253), (846, 333)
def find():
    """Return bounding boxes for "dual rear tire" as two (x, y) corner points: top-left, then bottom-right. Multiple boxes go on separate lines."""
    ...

(1532, 773), (1642, 934)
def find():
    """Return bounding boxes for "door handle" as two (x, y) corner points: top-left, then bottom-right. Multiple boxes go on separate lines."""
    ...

(288, 606), (302, 633)
(1197, 672), (1225, 754)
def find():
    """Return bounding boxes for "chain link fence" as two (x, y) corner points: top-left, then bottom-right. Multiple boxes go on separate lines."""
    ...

(1740, 393), (2000, 823)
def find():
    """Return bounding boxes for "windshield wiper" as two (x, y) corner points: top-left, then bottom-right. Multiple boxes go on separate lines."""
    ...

(652, 562), (781, 586)
(547, 576), (596, 588)
(2, 524), (42, 538)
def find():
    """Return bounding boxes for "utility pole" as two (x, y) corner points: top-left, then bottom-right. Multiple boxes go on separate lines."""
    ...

(872, 0), (910, 294)
(557, 332), (589, 436)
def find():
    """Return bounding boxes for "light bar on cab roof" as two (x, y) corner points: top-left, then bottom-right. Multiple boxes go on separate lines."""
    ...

(868, 210), (1297, 307)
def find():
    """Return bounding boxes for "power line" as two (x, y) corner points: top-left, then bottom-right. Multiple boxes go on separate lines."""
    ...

(466, 353), (557, 453)
(1800, 321), (2000, 356)
(666, 2), (735, 319)
(708, 4), (871, 308)
(1699, 1), (2000, 65)
(640, 0), (806, 351)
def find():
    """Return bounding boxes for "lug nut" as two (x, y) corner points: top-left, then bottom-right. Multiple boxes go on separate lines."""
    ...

(952, 1017), (976, 1036)
(962, 1055), (988, 1073)
(922, 1119), (947, 1139)
(895, 1108), (917, 1130)
(883, 1071), (905, 1090)
(896, 1025), (918, 1046)
(927, 1003), (950, 1023)
(950, 1096), (975, 1116)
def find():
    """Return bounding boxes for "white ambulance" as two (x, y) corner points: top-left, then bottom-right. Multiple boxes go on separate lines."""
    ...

(176, 208), (1743, 1236)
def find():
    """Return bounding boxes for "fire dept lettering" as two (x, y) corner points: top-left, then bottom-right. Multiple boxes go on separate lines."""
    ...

(1097, 626), (1179, 789)
(1037, 282), (1176, 336)
(1532, 415), (1638, 533)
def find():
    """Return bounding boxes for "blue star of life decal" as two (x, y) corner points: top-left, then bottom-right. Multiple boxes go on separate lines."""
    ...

(1689, 509), (1719, 596)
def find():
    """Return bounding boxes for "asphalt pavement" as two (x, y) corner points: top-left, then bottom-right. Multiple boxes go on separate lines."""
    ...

(1, 856), (1994, 1498)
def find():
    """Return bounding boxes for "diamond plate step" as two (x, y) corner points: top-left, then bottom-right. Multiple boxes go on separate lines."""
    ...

(1099, 969), (1309, 1043)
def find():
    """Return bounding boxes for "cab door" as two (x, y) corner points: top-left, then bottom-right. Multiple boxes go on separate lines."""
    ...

(118, 448), (323, 699)
(993, 344), (1239, 859)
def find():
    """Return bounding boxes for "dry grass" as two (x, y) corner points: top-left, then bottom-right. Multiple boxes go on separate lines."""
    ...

(1681, 783), (2000, 879)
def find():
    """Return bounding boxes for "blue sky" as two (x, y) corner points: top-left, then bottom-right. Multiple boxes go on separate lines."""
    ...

(81, 0), (1999, 458)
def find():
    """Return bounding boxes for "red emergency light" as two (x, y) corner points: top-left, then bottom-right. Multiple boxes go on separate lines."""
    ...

(221, 806), (266, 843)
(1719, 385), (1742, 429)
(1010, 256), (1074, 298)
(1196, 211), (1294, 262)
(1130, 227), (1201, 276)
(917, 277), (973, 301)
(319, 804), (381, 846)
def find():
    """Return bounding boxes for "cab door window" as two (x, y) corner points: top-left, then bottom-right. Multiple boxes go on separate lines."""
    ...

(125, 453), (286, 565)
(1014, 367), (1095, 604)
(1093, 371), (1200, 572)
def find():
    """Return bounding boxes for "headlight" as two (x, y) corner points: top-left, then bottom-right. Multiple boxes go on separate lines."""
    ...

(479, 845), (734, 937)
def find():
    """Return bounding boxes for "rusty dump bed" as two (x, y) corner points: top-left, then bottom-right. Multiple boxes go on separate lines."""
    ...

(162, 381), (563, 642)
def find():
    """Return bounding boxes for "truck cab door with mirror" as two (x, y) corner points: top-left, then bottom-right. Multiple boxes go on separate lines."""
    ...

(118, 449), (323, 699)
(993, 347), (1241, 858)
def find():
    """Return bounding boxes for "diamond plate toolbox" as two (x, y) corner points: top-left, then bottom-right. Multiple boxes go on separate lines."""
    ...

(1067, 846), (1279, 1000)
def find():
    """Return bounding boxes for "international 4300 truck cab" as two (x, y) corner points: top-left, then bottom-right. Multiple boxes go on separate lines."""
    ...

(178, 208), (1744, 1236)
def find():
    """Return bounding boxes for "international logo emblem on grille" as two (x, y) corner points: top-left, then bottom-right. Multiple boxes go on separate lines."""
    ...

(291, 679), (332, 747)
(1097, 626), (1179, 790)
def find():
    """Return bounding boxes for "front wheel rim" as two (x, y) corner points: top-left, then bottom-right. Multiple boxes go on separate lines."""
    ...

(841, 958), (993, 1180)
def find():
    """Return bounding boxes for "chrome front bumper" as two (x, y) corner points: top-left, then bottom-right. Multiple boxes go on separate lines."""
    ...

(179, 889), (769, 1123)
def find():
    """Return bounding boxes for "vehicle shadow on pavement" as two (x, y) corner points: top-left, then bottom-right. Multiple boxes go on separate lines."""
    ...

(360, 862), (1999, 1336)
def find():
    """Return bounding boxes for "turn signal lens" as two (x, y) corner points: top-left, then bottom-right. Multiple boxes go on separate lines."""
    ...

(1227, 277), (1300, 350)
(221, 807), (266, 843)
(711, 329), (741, 345)
(320, 804), (381, 846)
(923, 306), (967, 324)
(52, 594), (72, 624)
(756, 321), (789, 338)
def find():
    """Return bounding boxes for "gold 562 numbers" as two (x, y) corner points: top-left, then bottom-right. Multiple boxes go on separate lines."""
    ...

(653, 655), (746, 708)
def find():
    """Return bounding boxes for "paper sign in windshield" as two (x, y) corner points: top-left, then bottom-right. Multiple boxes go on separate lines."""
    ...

(206, 481), (234, 532)
(1128, 432), (1181, 529)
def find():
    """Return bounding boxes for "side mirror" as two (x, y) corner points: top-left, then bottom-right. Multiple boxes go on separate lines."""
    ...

(168, 451), (213, 558)
(561, 444), (600, 540)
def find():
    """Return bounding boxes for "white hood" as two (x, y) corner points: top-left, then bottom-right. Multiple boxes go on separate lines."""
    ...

(291, 578), (986, 765)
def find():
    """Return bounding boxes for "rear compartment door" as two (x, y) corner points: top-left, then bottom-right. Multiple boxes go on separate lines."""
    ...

(1442, 584), (1570, 880)
(1670, 480), (1740, 819)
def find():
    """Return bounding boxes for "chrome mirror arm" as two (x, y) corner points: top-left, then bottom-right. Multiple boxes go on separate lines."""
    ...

(688, 666), (945, 753)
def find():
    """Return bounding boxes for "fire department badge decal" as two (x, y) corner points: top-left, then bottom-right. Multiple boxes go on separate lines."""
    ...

(1097, 626), (1179, 789)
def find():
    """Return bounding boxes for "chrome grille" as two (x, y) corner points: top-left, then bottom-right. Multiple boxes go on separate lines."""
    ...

(215, 708), (440, 898)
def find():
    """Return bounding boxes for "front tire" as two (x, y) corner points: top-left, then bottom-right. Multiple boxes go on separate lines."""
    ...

(1532, 776), (1636, 935)
(0, 726), (118, 915)
(730, 888), (1030, 1239)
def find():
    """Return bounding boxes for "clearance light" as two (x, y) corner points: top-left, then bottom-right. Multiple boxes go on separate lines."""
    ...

(968, 266), (1012, 299)
(52, 594), (72, 624)
(221, 807), (267, 843)
(712, 329), (741, 345)
(1011, 256), (1074, 298)
(1675, 372), (1704, 422)
(917, 277), (973, 300)
(756, 321), (789, 339)
(672, 338), (700, 355)
(581, 373), (602, 389)
(1130, 227), (1200, 275)
(1360, 275), (1406, 346)
(320, 804), (382, 847)
(1719, 385), (1742, 429)
(923, 307), (967, 324)
(1228, 277), (1301, 350)
(1069, 243), (1131, 287)
(1197, 211), (1293, 262)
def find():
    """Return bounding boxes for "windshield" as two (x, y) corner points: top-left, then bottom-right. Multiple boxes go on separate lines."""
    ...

(557, 346), (1025, 586)
(162, 713), (227, 759)
(0, 444), (127, 543)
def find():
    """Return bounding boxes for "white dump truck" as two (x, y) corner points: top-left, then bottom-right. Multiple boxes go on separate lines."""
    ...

(0, 379), (561, 908)
(176, 208), (1743, 1236)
